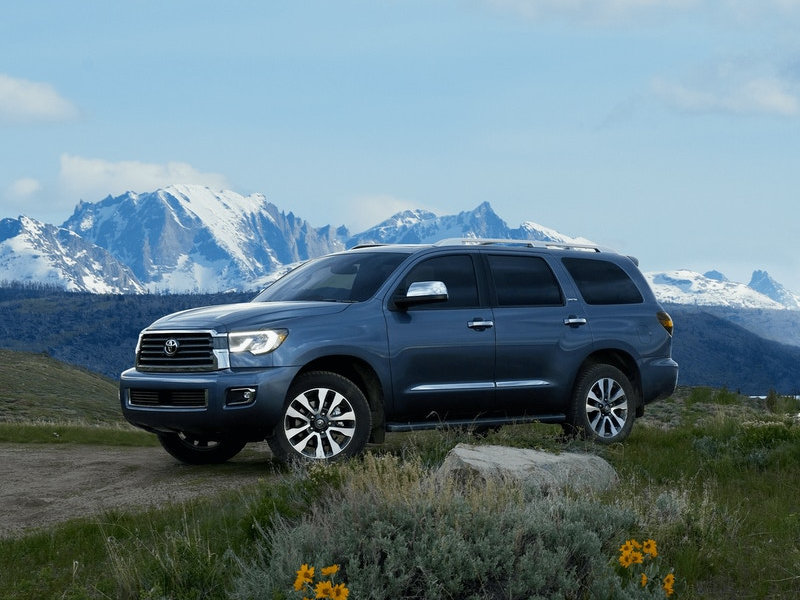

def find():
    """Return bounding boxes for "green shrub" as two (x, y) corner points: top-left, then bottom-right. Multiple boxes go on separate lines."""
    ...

(231, 455), (641, 600)
(765, 389), (800, 414)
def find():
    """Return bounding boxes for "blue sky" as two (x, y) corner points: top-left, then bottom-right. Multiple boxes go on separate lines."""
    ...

(2, 1), (799, 291)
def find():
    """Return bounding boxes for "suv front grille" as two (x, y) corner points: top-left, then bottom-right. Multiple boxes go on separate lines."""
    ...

(136, 332), (217, 372)
(129, 388), (207, 407)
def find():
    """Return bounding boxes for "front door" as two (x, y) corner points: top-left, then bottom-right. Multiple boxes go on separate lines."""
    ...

(385, 253), (496, 421)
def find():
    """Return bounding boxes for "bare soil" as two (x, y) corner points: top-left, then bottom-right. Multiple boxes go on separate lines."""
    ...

(0, 443), (274, 538)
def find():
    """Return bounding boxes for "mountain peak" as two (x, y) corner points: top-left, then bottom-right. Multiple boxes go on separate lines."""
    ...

(646, 270), (787, 310)
(703, 270), (728, 282)
(748, 270), (800, 310)
(57, 186), (345, 292)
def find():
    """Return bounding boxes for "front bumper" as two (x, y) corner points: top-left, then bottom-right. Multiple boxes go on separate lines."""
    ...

(119, 366), (300, 440)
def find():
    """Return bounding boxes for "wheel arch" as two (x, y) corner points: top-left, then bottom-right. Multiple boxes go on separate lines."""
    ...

(295, 355), (387, 443)
(576, 349), (644, 417)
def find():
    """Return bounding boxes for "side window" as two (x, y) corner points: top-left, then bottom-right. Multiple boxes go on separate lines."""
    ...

(400, 254), (479, 308)
(488, 255), (564, 307)
(562, 257), (643, 305)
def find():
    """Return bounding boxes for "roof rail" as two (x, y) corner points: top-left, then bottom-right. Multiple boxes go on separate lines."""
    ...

(350, 243), (386, 249)
(432, 238), (607, 253)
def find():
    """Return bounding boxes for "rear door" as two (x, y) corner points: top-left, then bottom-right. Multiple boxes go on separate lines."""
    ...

(486, 252), (594, 413)
(384, 252), (496, 420)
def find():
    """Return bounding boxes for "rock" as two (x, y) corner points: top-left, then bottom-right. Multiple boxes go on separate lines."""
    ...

(436, 443), (618, 493)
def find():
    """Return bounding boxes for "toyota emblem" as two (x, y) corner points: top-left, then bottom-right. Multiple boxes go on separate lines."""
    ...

(164, 338), (180, 356)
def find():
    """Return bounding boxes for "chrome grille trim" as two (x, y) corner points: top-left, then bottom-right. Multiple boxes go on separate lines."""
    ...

(136, 330), (229, 372)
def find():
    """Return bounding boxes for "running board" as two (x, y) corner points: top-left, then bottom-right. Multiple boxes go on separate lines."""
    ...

(385, 414), (564, 433)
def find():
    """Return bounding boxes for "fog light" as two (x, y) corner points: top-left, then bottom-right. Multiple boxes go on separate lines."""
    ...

(226, 387), (257, 406)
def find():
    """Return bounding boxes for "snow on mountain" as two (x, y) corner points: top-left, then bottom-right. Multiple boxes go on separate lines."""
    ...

(645, 270), (786, 310)
(62, 185), (346, 292)
(2, 184), (799, 309)
(748, 270), (800, 310)
(347, 201), (591, 247)
(0, 216), (144, 293)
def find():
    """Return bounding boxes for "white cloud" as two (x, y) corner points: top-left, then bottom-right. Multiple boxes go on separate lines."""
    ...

(7, 178), (43, 199)
(0, 74), (78, 123)
(1, 178), (44, 218)
(58, 154), (230, 201)
(651, 73), (799, 116)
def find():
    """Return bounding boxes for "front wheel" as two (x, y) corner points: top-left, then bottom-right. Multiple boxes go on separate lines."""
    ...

(157, 432), (247, 465)
(566, 364), (636, 444)
(267, 371), (372, 462)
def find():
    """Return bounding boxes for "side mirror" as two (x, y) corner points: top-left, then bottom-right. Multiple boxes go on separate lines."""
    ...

(393, 281), (448, 309)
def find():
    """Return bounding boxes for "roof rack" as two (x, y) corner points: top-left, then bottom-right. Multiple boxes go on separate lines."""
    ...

(432, 238), (607, 253)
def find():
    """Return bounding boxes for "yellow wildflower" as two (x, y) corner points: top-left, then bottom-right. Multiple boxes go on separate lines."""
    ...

(640, 573), (648, 587)
(663, 573), (676, 597)
(631, 551), (644, 565)
(315, 580), (334, 599)
(619, 540), (634, 555)
(321, 564), (340, 577)
(330, 583), (350, 600)
(294, 564), (315, 591)
(642, 539), (658, 558)
(619, 551), (634, 568)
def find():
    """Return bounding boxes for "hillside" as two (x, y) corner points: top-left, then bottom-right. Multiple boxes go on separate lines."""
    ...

(0, 349), (120, 423)
(668, 305), (800, 395)
(0, 285), (252, 379)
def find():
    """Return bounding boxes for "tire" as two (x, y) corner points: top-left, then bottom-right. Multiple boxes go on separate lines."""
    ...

(566, 364), (635, 444)
(267, 371), (372, 462)
(157, 432), (247, 465)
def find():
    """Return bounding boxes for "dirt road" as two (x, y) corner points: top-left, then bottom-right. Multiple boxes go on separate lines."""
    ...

(0, 443), (274, 537)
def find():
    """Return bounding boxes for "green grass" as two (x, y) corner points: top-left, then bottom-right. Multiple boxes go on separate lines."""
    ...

(0, 422), (157, 446)
(0, 349), (121, 424)
(2, 361), (800, 598)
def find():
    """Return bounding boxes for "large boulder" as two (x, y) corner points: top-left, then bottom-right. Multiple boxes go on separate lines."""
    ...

(436, 443), (618, 493)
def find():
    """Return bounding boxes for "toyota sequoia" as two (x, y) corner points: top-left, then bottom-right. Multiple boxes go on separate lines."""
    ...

(120, 239), (678, 463)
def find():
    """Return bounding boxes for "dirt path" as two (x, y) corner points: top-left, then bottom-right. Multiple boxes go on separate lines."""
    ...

(0, 443), (274, 538)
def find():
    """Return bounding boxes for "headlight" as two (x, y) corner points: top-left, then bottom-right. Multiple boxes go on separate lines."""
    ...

(228, 329), (288, 355)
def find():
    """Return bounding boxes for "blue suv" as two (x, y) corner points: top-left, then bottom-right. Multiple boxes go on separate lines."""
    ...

(120, 239), (678, 463)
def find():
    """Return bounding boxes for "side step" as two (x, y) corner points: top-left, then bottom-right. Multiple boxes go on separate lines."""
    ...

(385, 414), (564, 433)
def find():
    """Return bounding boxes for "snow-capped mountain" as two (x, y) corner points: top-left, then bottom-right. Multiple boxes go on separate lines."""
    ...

(0, 215), (144, 293)
(1, 184), (799, 312)
(748, 270), (800, 310)
(644, 270), (796, 310)
(62, 185), (346, 292)
(346, 201), (592, 247)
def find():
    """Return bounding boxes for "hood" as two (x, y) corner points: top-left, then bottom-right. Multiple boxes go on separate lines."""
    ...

(146, 301), (350, 332)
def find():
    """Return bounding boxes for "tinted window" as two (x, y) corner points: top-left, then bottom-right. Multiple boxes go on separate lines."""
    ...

(400, 254), (479, 308)
(254, 252), (407, 302)
(562, 257), (643, 305)
(488, 255), (563, 306)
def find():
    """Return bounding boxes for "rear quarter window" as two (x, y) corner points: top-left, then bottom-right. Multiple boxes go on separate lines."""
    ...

(562, 257), (643, 305)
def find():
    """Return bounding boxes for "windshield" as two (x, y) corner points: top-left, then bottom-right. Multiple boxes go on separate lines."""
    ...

(253, 251), (408, 303)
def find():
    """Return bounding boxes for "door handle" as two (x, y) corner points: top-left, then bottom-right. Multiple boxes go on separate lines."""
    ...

(468, 319), (494, 331)
(563, 316), (588, 327)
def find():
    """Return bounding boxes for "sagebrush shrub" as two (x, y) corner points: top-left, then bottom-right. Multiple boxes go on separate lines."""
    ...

(231, 454), (641, 600)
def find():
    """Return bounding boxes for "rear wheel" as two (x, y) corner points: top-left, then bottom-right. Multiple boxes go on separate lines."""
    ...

(157, 432), (247, 465)
(267, 371), (371, 462)
(566, 364), (635, 444)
